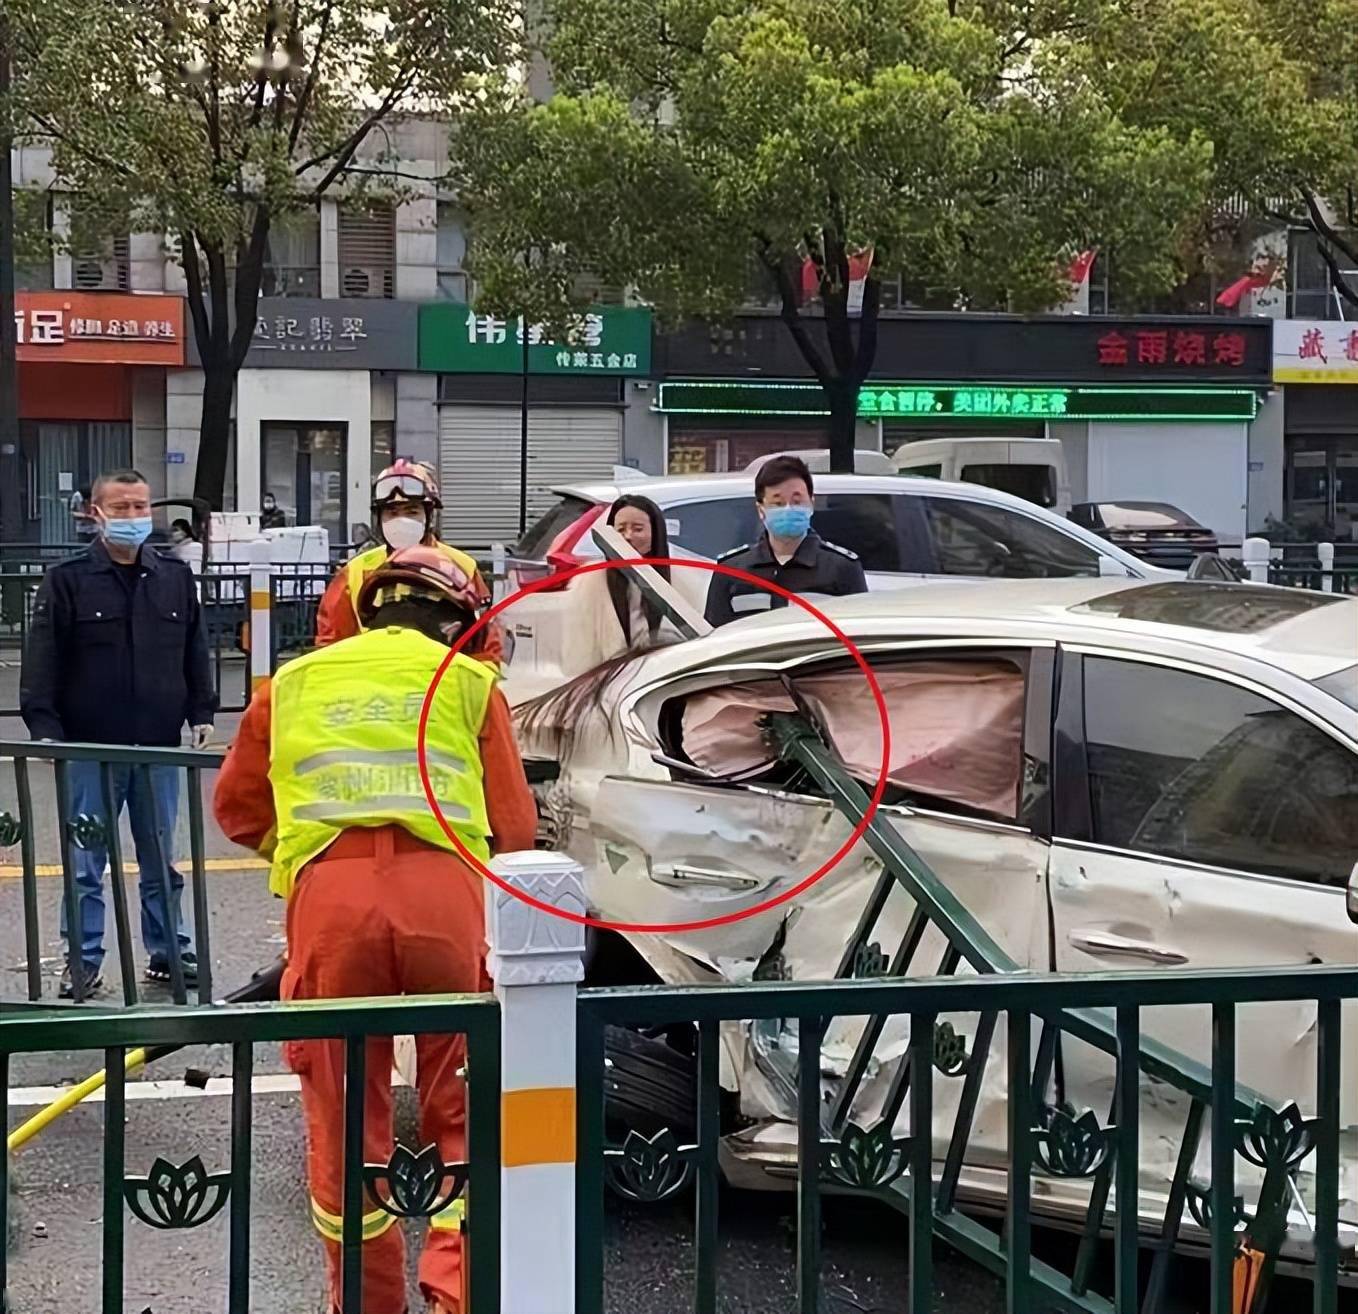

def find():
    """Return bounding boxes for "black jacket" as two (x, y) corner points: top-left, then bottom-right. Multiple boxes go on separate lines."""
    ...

(20, 542), (216, 746)
(704, 532), (869, 627)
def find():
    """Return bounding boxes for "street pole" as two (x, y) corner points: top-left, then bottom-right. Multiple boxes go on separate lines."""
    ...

(518, 311), (530, 538)
(0, 19), (24, 580)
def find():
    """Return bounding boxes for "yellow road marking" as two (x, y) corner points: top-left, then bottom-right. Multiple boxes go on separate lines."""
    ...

(0, 857), (268, 879)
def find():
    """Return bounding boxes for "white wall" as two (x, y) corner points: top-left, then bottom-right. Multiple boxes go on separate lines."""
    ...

(165, 369), (206, 501)
(130, 369), (168, 499)
(234, 369), (372, 522)
(1087, 422), (1249, 544)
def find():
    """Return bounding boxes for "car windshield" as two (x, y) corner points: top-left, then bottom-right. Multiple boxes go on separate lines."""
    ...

(1074, 581), (1341, 632)
(1096, 502), (1199, 530)
(515, 495), (595, 558)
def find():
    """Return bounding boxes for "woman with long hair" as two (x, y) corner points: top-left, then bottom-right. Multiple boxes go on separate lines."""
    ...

(516, 494), (679, 761)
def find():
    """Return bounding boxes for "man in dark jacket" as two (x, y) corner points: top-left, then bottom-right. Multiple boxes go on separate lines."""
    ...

(21, 469), (217, 997)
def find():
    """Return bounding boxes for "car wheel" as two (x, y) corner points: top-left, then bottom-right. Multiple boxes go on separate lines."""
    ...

(604, 1024), (697, 1140)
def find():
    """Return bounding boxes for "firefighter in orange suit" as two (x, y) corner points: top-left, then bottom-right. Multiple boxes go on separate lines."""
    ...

(214, 547), (536, 1314)
(315, 458), (503, 666)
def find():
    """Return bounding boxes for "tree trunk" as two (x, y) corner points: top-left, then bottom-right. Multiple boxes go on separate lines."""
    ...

(194, 362), (234, 510)
(825, 379), (858, 473)
(0, 18), (22, 561)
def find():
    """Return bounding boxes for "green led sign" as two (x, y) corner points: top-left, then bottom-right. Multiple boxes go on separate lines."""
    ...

(656, 380), (1260, 423)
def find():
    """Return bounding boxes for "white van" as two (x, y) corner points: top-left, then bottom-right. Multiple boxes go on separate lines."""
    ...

(890, 436), (1071, 515)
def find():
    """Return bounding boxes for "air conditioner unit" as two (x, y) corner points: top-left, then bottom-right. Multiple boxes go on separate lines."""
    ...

(341, 264), (393, 298)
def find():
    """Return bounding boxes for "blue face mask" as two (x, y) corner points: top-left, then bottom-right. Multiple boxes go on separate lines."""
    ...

(102, 516), (153, 550)
(763, 504), (813, 540)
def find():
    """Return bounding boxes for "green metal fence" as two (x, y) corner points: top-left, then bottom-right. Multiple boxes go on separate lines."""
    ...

(577, 964), (1355, 1314)
(0, 740), (227, 1007)
(0, 992), (502, 1314)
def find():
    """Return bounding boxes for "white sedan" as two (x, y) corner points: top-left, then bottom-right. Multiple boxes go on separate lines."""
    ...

(515, 571), (1358, 1262)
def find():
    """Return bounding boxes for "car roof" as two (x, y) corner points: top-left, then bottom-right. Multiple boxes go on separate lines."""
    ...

(554, 471), (1048, 507)
(682, 579), (1358, 682)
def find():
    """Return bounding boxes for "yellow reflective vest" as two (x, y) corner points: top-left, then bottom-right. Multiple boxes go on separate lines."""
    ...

(267, 626), (495, 899)
(344, 541), (483, 633)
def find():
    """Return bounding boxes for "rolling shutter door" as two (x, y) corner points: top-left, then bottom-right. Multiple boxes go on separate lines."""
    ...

(438, 406), (622, 548)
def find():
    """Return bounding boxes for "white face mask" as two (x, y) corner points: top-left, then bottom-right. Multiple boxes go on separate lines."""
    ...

(381, 515), (426, 551)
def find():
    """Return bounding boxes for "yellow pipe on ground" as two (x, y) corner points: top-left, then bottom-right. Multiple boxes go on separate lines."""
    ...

(6, 1048), (148, 1153)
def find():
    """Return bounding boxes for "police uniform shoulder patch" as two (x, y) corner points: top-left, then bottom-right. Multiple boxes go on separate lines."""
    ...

(821, 540), (859, 561)
(717, 543), (751, 561)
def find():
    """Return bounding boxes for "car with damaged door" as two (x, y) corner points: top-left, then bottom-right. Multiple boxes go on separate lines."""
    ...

(514, 555), (1358, 1272)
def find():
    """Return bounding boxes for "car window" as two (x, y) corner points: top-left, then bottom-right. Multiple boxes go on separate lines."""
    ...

(516, 495), (594, 558)
(811, 494), (903, 572)
(898, 463), (943, 480)
(959, 464), (1057, 509)
(671, 657), (1027, 820)
(924, 497), (1101, 578)
(1082, 657), (1358, 887)
(666, 498), (759, 559)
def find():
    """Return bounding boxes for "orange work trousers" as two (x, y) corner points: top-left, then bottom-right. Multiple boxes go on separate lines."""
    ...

(282, 825), (490, 1314)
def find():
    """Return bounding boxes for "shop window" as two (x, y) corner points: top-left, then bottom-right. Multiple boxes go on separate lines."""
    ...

(339, 204), (395, 299)
(436, 203), (470, 301)
(371, 420), (395, 473)
(261, 209), (321, 298)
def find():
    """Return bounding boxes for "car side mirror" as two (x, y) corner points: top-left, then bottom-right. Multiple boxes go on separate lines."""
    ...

(1097, 555), (1132, 578)
(1187, 553), (1238, 583)
(1348, 862), (1358, 925)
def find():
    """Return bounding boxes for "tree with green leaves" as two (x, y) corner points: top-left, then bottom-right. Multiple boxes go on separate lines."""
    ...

(458, 0), (1218, 470)
(1079, 0), (1358, 311)
(5, 0), (519, 507)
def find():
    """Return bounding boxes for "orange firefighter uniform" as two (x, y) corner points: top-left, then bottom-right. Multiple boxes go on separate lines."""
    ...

(214, 621), (535, 1313)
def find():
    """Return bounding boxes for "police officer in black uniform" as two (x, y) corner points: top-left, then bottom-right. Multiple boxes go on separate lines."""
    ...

(704, 454), (868, 626)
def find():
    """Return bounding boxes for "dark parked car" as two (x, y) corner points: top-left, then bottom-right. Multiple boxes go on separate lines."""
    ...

(1069, 501), (1219, 571)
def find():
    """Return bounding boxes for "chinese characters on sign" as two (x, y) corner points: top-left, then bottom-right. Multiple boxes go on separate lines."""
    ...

(858, 387), (1072, 419)
(254, 313), (369, 352)
(1096, 329), (1247, 370)
(419, 301), (652, 375)
(14, 292), (186, 365)
(1272, 319), (1358, 383)
(13, 309), (179, 346)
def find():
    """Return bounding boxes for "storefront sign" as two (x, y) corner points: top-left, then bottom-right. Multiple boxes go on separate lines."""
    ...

(186, 298), (418, 371)
(15, 292), (185, 366)
(660, 313), (1273, 386)
(657, 380), (1260, 423)
(1273, 319), (1358, 383)
(419, 302), (652, 375)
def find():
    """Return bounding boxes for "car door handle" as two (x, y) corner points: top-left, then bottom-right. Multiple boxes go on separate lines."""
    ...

(651, 864), (763, 892)
(1067, 929), (1188, 966)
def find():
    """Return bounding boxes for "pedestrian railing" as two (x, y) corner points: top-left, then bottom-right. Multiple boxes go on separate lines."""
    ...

(0, 739), (227, 1007)
(1, 849), (1352, 1313)
(577, 965), (1354, 1314)
(1239, 539), (1358, 595)
(0, 992), (502, 1314)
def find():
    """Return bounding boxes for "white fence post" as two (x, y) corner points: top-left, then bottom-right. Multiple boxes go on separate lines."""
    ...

(1242, 537), (1271, 585)
(486, 851), (586, 1314)
(491, 542), (507, 605)
(248, 537), (272, 692)
(1318, 541), (1336, 593)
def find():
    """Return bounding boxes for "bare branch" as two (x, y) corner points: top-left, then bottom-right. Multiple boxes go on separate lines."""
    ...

(1300, 187), (1358, 269)
(26, 116), (134, 179)
(1314, 239), (1358, 308)
(288, 1), (335, 149)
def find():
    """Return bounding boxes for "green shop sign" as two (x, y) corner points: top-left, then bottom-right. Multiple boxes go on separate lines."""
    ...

(419, 302), (652, 375)
(655, 380), (1259, 423)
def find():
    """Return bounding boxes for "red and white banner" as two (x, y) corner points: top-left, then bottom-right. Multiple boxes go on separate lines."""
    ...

(800, 244), (876, 315)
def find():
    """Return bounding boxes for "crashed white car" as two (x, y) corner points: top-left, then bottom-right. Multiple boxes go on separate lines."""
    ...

(514, 566), (1358, 1262)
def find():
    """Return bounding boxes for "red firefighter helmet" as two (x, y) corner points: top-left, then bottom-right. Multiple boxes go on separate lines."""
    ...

(356, 545), (481, 627)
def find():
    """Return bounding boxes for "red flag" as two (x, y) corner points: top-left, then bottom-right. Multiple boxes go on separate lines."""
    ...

(1216, 271), (1271, 309)
(1066, 250), (1097, 286)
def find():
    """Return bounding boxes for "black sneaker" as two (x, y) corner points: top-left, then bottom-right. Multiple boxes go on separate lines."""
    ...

(145, 950), (199, 986)
(58, 962), (104, 1000)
